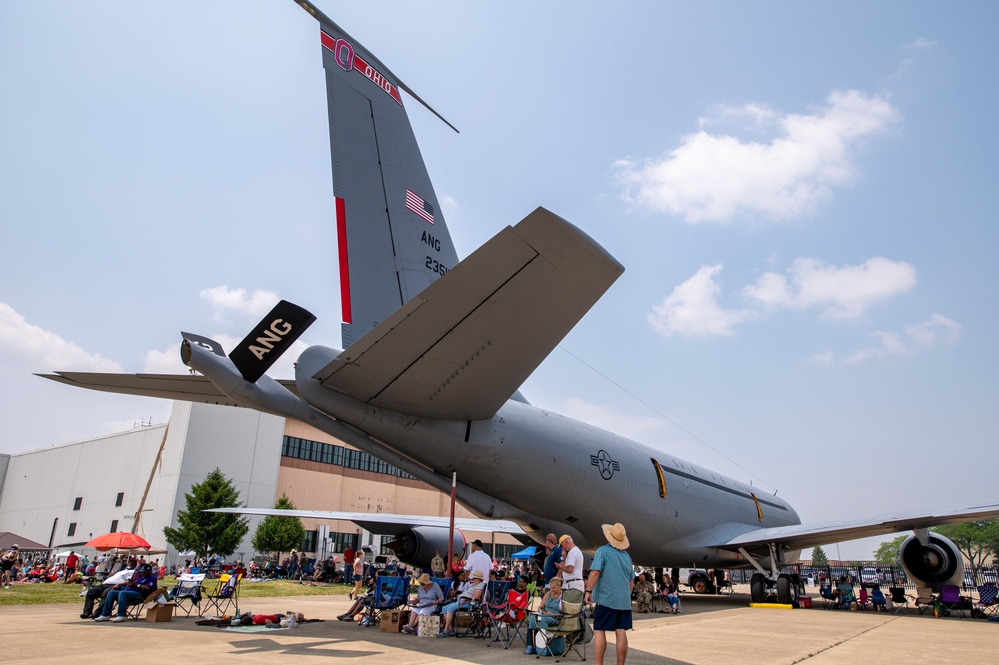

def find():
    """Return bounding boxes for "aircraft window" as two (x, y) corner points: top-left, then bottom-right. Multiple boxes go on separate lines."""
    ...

(650, 458), (667, 499)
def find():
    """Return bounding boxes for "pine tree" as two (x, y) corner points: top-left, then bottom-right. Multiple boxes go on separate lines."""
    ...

(251, 493), (306, 559)
(163, 468), (249, 559)
(811, 545), (829, 567)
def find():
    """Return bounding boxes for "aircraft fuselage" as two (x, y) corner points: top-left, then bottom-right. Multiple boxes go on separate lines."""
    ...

(294, 345), (801, 567)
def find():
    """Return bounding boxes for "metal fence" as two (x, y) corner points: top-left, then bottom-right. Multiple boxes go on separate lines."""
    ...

(728, 562), (999, 591)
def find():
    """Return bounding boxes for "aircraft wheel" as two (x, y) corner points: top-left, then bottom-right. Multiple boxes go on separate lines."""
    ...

(750, 573), (767, 603)
(777, 574), (798, 605)
(692, 576), (710, 594)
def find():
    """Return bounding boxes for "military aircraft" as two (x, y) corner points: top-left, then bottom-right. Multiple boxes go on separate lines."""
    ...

(41, 0), (999, 604)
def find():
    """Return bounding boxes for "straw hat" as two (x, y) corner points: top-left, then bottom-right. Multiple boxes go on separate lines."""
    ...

(417, 572), (433, 585)
(471, 570), (485, 580)
(601, 523), (629, 550)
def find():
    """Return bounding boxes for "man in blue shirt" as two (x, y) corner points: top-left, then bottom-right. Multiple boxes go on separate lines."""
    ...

(543, 533), (562, 589)
(94, 563), (158, 622)
(584, 523), (633, 665)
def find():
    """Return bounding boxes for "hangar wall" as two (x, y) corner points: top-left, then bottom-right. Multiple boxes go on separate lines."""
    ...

(0, 401), (521, 567)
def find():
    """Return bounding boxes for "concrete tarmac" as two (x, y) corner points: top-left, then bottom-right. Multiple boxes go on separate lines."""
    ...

(3, 591), (995, 664)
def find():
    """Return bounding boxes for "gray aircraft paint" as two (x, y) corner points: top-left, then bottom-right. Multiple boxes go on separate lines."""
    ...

(316, 14), (459, 348)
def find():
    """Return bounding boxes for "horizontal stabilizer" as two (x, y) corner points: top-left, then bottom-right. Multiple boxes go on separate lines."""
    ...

(39, 371), (300, 405)
(313, 207), (624, 420)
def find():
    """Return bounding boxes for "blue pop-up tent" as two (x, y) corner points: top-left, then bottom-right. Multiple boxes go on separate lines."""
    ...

(511, 545), (538, 560)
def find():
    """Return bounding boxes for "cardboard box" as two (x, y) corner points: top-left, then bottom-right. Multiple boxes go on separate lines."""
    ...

(145, 602), (176, 623)
(378, 609), (409, 632)
(800, 596), (812, 609)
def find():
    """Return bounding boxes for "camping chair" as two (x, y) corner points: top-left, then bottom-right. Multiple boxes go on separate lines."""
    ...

(459, 580), (508, 639)
(888, 587), (910, 614)
(360, 575), (409, 626)
(535, 588), (587, 662)
(938, 584), (967, 618)
(202, 572), (242, 618)
(169, 573), (206, 617)
(856, 587), (870, 611)
(487, 587), (530, 649)
(914, 587), (935, 615)
(975, 584), (998, 618)
(819, 585), (838, 609)
(431, 576), (453, 606)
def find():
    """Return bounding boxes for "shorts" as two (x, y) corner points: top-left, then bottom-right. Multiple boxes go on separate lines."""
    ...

(352, 574), (362, 582)
(592, 604), (633, 631)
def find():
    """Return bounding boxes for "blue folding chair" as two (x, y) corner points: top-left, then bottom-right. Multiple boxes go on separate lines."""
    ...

(361, 575), (409, 626)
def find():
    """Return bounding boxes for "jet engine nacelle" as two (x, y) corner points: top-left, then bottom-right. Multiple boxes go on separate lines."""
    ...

(382, 527), (466, 570)
(900, 532), (965, 588)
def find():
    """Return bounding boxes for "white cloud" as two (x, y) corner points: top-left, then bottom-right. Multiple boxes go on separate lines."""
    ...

(903, 38), (937, 51)
(0, 302), (122, 371)
(615, 90), (899, 223)
(648, 265), (750, 337)
(743, 257), (917, 320)
(440, 194), (458, 217)
(199, 286), (279, 321)
(834, 314), (961, 364)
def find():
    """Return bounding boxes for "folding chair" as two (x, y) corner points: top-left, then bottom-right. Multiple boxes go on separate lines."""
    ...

(535, 588), (586, 662)
(202, 572), (242, 617)
(431, 576), (453, 603)
(938, 584), (967, 618)
(169, 573), (206, 617)
(912, 587), (936, 615)
(459, 580), (508, 639)
(975, 584), (998, 618)
(819, 585), (838, 609)
(487, 587), (529, 649)
(856, 587), (870, 610)
(888, 587), (910, 614)
(360, 575), (408, 626)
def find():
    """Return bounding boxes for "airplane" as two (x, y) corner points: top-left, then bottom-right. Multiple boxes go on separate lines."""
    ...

(40, 0), (999, 605)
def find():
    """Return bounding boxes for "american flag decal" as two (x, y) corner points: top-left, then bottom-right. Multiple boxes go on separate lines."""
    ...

(405, 189), (435, 224)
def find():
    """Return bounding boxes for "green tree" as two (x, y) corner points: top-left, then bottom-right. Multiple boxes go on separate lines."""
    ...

(874, 535), (907, 565)
(251, 493), (305, 559)
(163, 468), (249, 559)
(933, 521), (997, 568)
(811, 545), (829, 567)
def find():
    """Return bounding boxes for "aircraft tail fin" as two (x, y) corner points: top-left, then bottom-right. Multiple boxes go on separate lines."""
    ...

(295, 0), (460, 348)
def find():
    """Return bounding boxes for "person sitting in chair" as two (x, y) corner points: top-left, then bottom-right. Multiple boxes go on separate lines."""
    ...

(870, 585), (887, 612)
(402, 573), (444, 634)
(437, 569), (485, 637)
(834, 576), (856, 609)
(663, 573), (680, 613)
(93, 563), (157, 622)
(524, 576), (564, 655)
(634, 572), (655, 613)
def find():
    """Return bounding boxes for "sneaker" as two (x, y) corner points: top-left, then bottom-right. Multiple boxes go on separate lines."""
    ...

(112, 616), (127, 623)
(80, 613), (92, 619)
(401, 624), (414, 634)
(93, 615), (110, 622)
(524, 646), (537, 655)
(337, 614), (351, 622)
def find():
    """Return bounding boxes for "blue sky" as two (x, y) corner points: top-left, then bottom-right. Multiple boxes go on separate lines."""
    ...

(2, 1), (997, 560)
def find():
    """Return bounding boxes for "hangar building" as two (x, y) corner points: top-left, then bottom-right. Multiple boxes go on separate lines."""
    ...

(0, 401), (520, 568)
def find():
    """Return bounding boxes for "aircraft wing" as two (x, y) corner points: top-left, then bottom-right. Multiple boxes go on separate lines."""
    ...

(208, 507), (525, 536)
(313, 207), (624, 421)
(38, 371), (300, 405)
(714, 502), (999, 551)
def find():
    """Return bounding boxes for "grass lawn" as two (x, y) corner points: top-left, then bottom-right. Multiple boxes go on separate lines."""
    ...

(0, 577), (352, 607)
